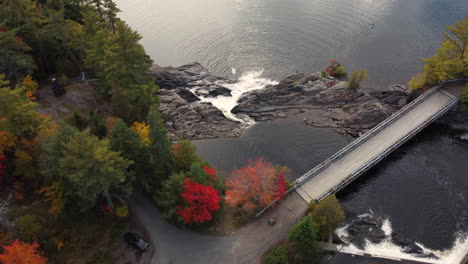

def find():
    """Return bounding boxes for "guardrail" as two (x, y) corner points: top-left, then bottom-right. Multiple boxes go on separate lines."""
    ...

(255, 79), (467, 217)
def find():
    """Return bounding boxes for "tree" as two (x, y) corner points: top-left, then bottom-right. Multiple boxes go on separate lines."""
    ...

(348, 69), (368, 88)
(444, 15), (468, 61)
(263, 245), (291, 264)
(16, 214), (42, 241)
(39, 122), (78, 182)
(309, 195), (345, 240)
(226, 158), (288, 209)
(0, 239), (47, 264)
(288, 215), (321, 264)
(132, 121), (151, 147)
(155, 171), (186, 222)
(173, 139), (203, 172)
(147, 109), (175, 190)
(0, 26), (35, 82)
(0, 75), (47, 140)
(59, 131), (132, 211)
(109, 118), (152, 191)
(409, 15), (468, 89)
(157, 164), (223, 223)
(177, 178), (221, 224)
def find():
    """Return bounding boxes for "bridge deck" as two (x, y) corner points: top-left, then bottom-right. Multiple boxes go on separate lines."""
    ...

(297, 89), (456, 203)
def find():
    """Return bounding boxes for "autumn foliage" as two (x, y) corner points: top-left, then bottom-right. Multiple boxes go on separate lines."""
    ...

(0, 239), (47, 264)
(226, 158), (288, 209)
(177, 178), (221, 224)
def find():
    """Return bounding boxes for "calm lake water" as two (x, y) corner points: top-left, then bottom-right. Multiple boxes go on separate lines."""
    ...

(115, 0), (467, 87)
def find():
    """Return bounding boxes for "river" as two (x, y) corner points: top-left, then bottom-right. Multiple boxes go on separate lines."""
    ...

(114, 0), (468, 262)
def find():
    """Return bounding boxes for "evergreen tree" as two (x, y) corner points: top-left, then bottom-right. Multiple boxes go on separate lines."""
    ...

(59, 131), (132, 211)
(109, 119), (153, 191)
(156, 171), (186, 222)
(173, 139), (203, 172)
(39, 122), (78, 182)
(147, 109), (175, 190)
(0, 26), (36, 82)
(288, 215), (321, 264)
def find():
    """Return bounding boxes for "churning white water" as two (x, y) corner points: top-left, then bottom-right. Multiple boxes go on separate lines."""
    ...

(194, 70), (278, 123)
(335, 214), (468, 264)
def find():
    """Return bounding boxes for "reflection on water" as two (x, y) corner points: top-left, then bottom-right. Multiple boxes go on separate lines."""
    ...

(115, 0), (467, 87)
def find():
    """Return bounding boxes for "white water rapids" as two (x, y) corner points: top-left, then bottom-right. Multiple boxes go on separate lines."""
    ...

(335, 214), (468, 264)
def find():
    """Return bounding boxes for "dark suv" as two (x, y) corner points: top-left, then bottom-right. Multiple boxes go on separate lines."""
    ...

(123, 232), (149, 251)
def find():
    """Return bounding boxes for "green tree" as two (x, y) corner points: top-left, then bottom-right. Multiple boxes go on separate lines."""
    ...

(147, 109), (175, 190)
(109, 118), (153, 191)
(348, 69), (368, 88)
(263, 245), (291, 264)
(309, 195), (345, 240)
(0, 25), (36, 82)
(39, 122), (78, 182)
(59, 131), (132, 211)
(155, 171), (186, 222)
(173, 139), (203, 172)
(16, 214), (43, 242)
(288, 215), (321, 264)
(0, 75), (46, 139)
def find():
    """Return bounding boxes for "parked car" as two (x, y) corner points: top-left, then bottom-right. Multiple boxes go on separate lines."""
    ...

(123, 232), (149, 251)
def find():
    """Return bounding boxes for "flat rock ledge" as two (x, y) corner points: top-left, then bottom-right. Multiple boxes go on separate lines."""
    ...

(150, 63), (414, 139)
(232, 72), (412, 136)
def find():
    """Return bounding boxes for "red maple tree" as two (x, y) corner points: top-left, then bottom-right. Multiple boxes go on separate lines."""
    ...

(0, 239), (47, 264)
(203, 166), (217, 181)
(177, 178), (221, 224)
(225, 158), (288, 209)
(276, 173), (287, 199)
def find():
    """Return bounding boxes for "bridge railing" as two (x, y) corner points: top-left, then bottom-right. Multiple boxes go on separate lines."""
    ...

(255, 78), (467, 217)
(315, 95), (459, 200)
(294, 78), (468, 187)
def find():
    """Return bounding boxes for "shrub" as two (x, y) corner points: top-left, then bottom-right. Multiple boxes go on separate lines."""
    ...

(263, 244), (291, 264)
(321, 71), (329, 78)
(348, 69), (368, 88)
(310, 195), (345, 240)
(334, 65), (347, 78)
(116, 205), (129, 218)
(16, 214), (43, 241)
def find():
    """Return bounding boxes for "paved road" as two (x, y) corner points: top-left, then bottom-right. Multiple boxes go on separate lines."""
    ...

(296, 89), (456, 203)
(129, 192), (308, 264)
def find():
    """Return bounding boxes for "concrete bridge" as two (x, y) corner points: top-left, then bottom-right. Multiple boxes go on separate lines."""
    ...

(292, 80), (466, 204)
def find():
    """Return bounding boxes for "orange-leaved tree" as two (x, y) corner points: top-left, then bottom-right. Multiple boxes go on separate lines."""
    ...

(225, 158), (289, 209)
(0, 239), (47, 264)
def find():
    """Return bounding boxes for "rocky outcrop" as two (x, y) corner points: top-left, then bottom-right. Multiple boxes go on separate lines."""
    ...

(232, 73), (410, 136)
(151, 63), (243, 140)
(338, 213), (439, 259)
(158, 89), (242, 140)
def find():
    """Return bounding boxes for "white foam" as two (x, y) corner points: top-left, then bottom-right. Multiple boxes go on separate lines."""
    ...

(334, 214), (468, 264)
(381, 218), (392, 237)
(194, 70), (278, 123)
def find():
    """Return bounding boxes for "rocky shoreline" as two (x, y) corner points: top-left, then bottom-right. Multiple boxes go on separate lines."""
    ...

(150, 63), (415, 139)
